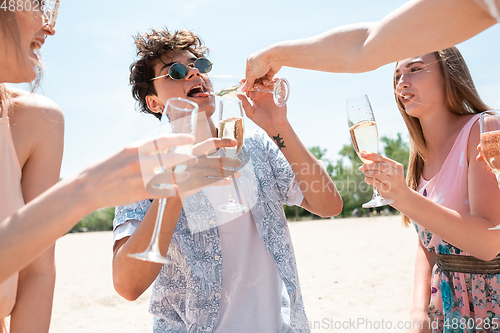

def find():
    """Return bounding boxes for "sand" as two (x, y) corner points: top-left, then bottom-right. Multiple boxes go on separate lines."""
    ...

(50, 214), (418, 332)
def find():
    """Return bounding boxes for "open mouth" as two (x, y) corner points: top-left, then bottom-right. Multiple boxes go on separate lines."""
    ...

(30, 40), (43, 51)
(400, 93), (414, 102)
(187, 83), (211, 98)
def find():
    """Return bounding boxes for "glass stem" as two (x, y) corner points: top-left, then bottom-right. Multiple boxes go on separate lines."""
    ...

(372, 186), (381, 198)
(149, 198), (167, 253)
(227, 169), (236, 205)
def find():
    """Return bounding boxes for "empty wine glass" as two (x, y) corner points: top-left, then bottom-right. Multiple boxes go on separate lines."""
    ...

(479, 110), (500, 230)
(128, 98), (198, 263)
(216, 78), (290, 107)
(217, 99), (247, 213)
(347, 95), (394, 208)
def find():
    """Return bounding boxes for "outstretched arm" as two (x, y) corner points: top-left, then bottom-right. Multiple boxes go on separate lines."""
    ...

(0, 133), (196, 283)
(244, 0), (496, 90)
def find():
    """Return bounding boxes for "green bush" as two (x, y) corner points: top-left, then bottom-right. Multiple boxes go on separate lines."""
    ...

(70, 207), (115, 233)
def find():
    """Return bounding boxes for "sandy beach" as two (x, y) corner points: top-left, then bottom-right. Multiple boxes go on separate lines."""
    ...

(50, 214), (417, 332)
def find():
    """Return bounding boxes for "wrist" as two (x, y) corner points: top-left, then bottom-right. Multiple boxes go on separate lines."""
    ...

(68, 171), (104, 214)
(265, 122), (292, 149)
(391, 186), (417, 212)
(410, 305), (429, 318)
(268, 42), (289, 68)
(265, 121), (291, 138)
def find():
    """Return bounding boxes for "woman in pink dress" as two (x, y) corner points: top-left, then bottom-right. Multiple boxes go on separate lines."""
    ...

(361, 47), (500, 332)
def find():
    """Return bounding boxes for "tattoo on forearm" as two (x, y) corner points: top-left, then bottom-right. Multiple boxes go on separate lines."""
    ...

(273, 134), (286, 150)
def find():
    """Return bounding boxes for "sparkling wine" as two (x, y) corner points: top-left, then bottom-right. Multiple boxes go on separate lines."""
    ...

(219, 117), (244, 158)
(349, 120), (379, 162)
(216, 85), (241, 98)
(481, 130), (500, 171)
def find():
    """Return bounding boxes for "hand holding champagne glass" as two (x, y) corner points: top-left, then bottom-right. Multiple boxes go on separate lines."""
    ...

(218, 99), (246, 213)
(347, 95), (394, 208)
(128, 98), (198, 263)
(479, 110), (500, 230)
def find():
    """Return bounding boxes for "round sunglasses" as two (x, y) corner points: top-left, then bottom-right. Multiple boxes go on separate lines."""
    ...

(151, 58), (213, 81)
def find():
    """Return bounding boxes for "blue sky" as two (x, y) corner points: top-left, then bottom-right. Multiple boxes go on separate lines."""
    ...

(19, 0), (500, 178)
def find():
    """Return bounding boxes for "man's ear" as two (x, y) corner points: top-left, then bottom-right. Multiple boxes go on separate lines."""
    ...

(146, 95), (164, 115)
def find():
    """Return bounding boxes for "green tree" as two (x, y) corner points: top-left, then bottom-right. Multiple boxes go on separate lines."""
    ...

(381, 133), (410, 172)
(70, 207), (115, 232)
(309, 146), (334, 175)
(332, 144), (373, 217)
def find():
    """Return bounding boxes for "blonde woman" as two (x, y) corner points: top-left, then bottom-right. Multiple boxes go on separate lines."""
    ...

(361, 48), (500, 332)
(0, 5), (196, 332)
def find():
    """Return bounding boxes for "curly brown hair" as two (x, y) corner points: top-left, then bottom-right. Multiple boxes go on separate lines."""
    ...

(129, 29), (209, 120)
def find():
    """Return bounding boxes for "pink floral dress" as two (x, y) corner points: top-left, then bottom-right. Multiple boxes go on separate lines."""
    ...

(414, 114), (500, 333)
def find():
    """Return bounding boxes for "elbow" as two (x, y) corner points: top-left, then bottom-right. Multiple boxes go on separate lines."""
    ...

(112, 274), (142, 301)
(314, 196), (343, 218)
(326, 190), (344, 217)
(328, 197), (343, 217)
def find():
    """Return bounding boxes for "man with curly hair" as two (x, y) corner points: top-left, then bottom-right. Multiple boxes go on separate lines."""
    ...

(112, 28), (342, 333)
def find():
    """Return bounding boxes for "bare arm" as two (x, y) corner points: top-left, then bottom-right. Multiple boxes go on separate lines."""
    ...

(244, 0), (496, 89)
(113, 198), (182, 301)
(238, 90), (342, 217)
(0, 133), (196, 283)
(266, 124), (342, 217)
(7, 95), (62, 332)
(408, 239), (435, 333)
(360, 122), (500, 261)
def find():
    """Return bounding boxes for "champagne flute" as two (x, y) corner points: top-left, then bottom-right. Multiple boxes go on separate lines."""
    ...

(347, 95), (394, 208)
(479, 110), (500, 230)
(128, 98), (198, 263)
(217, 99), (247, 213)
(216, 78), (290, 107)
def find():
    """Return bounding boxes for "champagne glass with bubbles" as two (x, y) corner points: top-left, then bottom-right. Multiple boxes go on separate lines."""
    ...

(218, 99), (247, 213)
(347, 95), (394, 208)
(479, 110), (500, 230)
(128, 98), (198, 263)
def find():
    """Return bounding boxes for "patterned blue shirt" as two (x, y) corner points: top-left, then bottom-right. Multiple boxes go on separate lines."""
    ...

(114, 130), (310, 333)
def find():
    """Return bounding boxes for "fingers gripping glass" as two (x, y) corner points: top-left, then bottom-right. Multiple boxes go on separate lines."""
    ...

(151, 58), (212, 81)
(42, 0), (60, 31)
(479, 110), (500, 230)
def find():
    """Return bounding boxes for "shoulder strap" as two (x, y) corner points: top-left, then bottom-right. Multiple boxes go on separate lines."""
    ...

(462, 113), (481, 140)
(0, 86), (9, 120)
(0, 103), (8, 120)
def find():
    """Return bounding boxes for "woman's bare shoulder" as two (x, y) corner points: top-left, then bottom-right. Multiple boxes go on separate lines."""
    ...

(7, 87), (64, 127)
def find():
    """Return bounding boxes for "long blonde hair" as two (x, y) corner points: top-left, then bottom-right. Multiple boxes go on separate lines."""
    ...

(393, 47), (491, 226)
